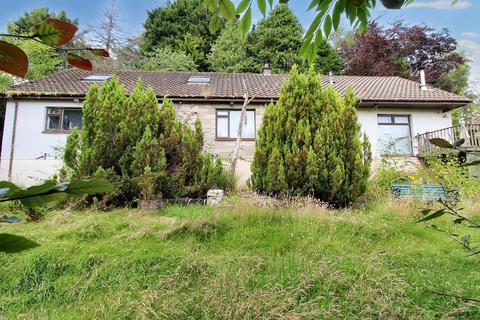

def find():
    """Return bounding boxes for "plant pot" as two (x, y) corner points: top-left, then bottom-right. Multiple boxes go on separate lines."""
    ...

(138, 199), (163, 211)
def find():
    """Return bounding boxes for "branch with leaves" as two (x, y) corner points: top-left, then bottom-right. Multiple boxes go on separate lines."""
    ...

(205, 0), (460, 63)
(0, 18), (109, 78)
(416, 136), (480, 302)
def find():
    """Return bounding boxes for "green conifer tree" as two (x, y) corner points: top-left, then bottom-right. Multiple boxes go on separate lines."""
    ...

(247, 4), (303, 73)
(251, 66), (371, 206)
(207, 22), (252, 72)
(63, 78), (234, 205)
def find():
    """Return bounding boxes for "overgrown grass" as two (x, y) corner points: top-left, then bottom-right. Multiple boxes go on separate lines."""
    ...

(1, 200), (480, 319)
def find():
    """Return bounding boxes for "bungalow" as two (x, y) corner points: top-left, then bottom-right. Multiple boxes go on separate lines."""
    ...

(0, 67), (474, 186)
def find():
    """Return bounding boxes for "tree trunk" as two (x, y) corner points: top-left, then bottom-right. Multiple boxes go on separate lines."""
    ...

(230, 97), (248, 173)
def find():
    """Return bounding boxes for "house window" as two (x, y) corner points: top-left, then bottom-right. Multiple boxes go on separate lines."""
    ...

(378, 115), (412, 155)
(216, 109), (255, 140)
(46, 108), (82, 132)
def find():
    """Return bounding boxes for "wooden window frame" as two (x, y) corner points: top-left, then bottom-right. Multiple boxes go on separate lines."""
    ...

(215, 109), (256, 141)
(377, 114), (413, 156)
(44, 107), (82, 134)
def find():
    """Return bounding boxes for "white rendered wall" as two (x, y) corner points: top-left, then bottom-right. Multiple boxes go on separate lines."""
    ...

(357, 107), (452, 159)
(0, 100), (83, 186)
(0, 99), (452, 187)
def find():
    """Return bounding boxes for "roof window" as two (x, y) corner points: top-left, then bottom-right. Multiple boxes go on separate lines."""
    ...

(83, 75), (112, 81)
(187, 76), (210, 84)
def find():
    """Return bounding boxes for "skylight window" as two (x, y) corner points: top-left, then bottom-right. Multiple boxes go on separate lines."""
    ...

(83, 75), (112, 81)
(187, 76), (210, 84)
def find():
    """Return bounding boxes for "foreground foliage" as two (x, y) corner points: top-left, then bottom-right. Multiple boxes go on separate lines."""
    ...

(1, 200), (479, 318)
(251, 66), (371, 205)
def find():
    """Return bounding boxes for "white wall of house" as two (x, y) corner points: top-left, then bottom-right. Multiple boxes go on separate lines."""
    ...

(0, 99), (452, 187)
(0, 100), (82, 186)
(357, 107), (452, 158)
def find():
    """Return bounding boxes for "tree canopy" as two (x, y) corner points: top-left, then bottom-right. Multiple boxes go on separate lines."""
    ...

(7, 7), (78, 35)
(339, 21), (469, 93)
(206, 0), (460, 63)
(247, 4), (303, 73)
(207, 22), (251, 72)
(141, 47), (197, 71)
(142, 0), (221, 71)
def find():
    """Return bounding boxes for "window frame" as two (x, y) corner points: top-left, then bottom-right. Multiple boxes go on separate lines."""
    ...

(44, 107), (83, 134)
(215, 109), (256, 141)
(377, 114), (413, 156)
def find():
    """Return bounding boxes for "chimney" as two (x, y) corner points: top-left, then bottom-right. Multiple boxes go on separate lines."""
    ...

(328, 71), (334, 85)
(419, 70), (427, 90)
(262, 63), (272, 76)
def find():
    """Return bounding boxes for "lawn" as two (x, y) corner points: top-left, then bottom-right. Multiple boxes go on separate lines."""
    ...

(1, 198), (480, 319)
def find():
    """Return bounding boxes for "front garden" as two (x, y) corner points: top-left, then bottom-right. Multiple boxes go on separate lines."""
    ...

(1, 68), (480, 319)
(1, 197), (480, 319)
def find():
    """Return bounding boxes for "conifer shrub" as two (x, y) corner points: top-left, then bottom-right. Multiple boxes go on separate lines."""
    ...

(63, 76), (234, 206)
(251, 66), (371, 206)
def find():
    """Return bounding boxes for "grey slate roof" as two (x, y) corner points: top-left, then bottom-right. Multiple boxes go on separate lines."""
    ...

(3, 69), (471, 105)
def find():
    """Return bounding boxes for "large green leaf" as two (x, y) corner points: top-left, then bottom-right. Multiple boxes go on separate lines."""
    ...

(236, 0), (251, 14)
(323, 15), (332, 39)
(0, 181), (21, 197)
(416, 209), (446, 223)
(239, 8), (252, 42)
(257, 0), (267, 17)
(209, 14), (223, 33)
(64, 179), (114, 196)
(0, 178), (113, 208)
(219, 0), (236, 19)
(13, 181), (57, 199)
(20, 193), (67, 208)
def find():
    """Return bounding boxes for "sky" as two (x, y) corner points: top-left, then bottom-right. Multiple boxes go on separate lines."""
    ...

(0, 0), (479, 90)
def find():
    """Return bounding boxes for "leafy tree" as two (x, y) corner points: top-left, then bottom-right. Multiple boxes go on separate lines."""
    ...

(0, 74), (13, 91)
(437, 63), (470, 95)
(175, 33), (206, 69)
(142, 0), (221, 71)
(141, 47), (197, 71)
(207, 22), (251, 72)
(339, 21), (468, 93)
(247, 4), (303, 73)
(16, 40), (64, 80)
(338, 21), (405, 77)
(311, 40), (343, 74)
(251, 66), (371, 206)
(207, 0), (459, 63)
(7, 7), (78, 34)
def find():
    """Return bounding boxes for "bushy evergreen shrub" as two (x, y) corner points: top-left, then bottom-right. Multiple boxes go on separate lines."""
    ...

(63, 76), (233, 206)
(251, 66), (371, 206)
